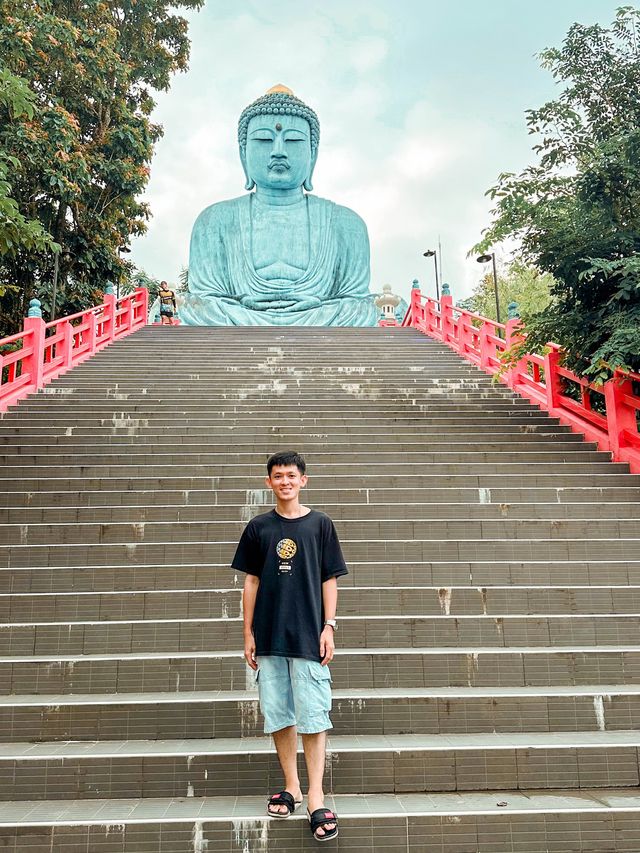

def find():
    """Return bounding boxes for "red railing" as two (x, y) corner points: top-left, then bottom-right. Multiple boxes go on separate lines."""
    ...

(0, 287), (148, 413)
(400, 284), (640, 475)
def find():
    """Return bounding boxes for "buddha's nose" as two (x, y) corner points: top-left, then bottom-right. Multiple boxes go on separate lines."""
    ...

(271, 136), (287, 158)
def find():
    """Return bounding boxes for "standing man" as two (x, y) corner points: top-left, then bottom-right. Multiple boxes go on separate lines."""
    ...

(232, 450), (346, 842)
(158, 281), (177, 325)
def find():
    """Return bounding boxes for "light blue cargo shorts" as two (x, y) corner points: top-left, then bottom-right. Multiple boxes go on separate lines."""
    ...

(256, 656), (333, 735)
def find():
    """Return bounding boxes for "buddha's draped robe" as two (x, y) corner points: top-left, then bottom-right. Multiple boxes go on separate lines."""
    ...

(179, 194), (378, 326)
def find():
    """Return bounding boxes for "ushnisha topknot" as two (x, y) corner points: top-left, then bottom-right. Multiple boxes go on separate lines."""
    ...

(238, 84), (320, 153)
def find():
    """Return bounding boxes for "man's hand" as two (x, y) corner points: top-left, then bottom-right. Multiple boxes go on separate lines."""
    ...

(244, 633), (257, 670)
(320, 625), (335, 666)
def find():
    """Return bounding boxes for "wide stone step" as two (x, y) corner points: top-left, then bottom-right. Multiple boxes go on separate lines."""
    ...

(4, 560), (638, 594)
(32, 393), (510, 406)
(2, 585), (638, 622)
(1, 731), (638, 801)
(0, 685), (635, 741)
(0, 472), (634, 499)
(0, 789), (637, 852)
(59, 366), (491, 374)
(4, 500), (640, 525)
(0, 412), (566, 428)
(0, 439), (590, 459)
(0, 788), (640, 853)
(0, 448), (604, 468)
(0, 432), (582, 452)
(2, 485), (639, 510)
(46, 363), (489, 376)
(2, 457), (617, 483)
(39, 373), (500, 384)
(3, 535), (640, 568)
(3, 516), (637, 547)
(1, 646), (637, 694)
(3, 614), (640, 655)
(25, 386), (517, 401)
(0, 424), (575, 441)
(12, 401), (538, 419)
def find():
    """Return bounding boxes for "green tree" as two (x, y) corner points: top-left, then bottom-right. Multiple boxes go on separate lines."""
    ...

(0, 69), (58, 295)
(0, 0), (202, 335)
(475, 6), (640, 381)
(463, 260), (553, 323)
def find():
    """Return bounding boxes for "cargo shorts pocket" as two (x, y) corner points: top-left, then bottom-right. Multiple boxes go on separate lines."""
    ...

(309, 665), (332, 713)
(292, 662), (332, 732)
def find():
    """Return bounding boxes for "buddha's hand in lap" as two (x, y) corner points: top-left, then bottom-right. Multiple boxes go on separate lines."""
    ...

(239, 294), (323, 311)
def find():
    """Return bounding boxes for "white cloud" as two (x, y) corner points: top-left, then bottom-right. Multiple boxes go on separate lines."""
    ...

(350, 36), (389, 73)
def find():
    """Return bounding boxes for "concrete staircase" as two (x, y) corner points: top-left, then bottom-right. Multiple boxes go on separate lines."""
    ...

(1, 324), (640, 852)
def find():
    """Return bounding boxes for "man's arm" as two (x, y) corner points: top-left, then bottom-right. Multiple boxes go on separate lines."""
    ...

(242, 574), (260, 670)
(320, 576), (338, 666)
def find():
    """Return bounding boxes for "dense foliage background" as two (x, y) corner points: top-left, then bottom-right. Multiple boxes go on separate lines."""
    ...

(458, 260), (554, 324)
(475, 6), (640, 381)
(0, 0), (201, 335)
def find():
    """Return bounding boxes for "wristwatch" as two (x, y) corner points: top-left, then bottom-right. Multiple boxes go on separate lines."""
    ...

(324, 619), (337, 631)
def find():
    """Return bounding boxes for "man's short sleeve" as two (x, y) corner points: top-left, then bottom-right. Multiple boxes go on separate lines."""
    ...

(321, 516), (349, 581)
(231, 521), (262, 577)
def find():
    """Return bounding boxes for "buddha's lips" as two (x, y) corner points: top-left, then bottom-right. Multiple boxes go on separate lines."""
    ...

(268, 161), (290, 171)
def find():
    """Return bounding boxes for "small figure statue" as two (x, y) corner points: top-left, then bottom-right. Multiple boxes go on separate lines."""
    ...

(180, 85), (377, 326)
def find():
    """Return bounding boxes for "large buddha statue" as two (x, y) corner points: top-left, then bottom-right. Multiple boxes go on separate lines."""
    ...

(179, 85), (378, 326)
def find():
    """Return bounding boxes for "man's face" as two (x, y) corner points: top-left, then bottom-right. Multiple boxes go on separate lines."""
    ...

(244, 114), (312, 191)
(266, 464), (307, 500)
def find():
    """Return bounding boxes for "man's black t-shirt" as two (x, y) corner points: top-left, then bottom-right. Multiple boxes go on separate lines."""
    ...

(231, 509), (348, 662)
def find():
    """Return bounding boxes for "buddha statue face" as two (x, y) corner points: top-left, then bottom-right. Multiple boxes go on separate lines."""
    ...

(241, 113), (318, 193)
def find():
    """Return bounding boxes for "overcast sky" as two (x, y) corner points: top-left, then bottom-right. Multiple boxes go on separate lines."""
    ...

(131, 0), (622, 305)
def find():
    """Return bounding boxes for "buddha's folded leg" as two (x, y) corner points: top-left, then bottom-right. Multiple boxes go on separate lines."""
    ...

(180, 294), (378, 327)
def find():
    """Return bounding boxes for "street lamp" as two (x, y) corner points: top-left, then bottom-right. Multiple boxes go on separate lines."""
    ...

(423, 249), (440, 301)
(117, 245), (131, 299)
(476, 252), (500, 325)
(51, 248), (61, 321)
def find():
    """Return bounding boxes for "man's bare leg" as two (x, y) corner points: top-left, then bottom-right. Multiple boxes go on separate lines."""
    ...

(302, 731), (335, 837)
(270, 725), (302, 815)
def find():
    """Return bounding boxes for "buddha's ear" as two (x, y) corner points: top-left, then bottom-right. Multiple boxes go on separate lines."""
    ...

(303, 148), (318, 192)
(239, 147), (255, 191)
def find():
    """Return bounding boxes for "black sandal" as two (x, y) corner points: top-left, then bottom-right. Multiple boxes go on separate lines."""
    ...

(267, 790), (302, 818)
(307, 807), (339, 841)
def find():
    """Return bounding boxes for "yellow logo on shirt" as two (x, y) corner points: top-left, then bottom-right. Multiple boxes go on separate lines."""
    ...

(276, 538), (297, 559)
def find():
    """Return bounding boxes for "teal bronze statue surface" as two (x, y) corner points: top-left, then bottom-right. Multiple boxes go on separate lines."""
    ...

(180, 85), (378, 326)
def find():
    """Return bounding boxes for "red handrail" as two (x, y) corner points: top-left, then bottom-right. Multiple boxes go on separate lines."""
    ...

(403, 286), (640, 474)
(0, 288), (149, 413)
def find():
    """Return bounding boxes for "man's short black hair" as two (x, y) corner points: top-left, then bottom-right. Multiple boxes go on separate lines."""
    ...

(267, 451), (306, 476)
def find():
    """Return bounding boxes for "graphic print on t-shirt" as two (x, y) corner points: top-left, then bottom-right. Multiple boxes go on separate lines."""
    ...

(276, 537), (297, 574)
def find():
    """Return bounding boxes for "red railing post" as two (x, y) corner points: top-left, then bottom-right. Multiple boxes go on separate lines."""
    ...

(22, 314), (46, 393)
(544, 346), (563, 412)
(57, 319), (74, 371)
(440, 290), (454, 345)
(126, 293), (135, 331)
(137, 286), (149, 324)
(505, 318), (522, 348)
(479, 321), (492, 372)
(409, 280), (421, 328)
(458, 314), (470, 359)
(424, 299), (433, 336)
(104, 292), (116, 342)
(85, 309), (97, 357)
(604, 371), (638, 458)
(504, 317), (524, 389)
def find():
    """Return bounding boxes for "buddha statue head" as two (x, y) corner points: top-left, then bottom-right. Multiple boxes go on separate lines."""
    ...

(238, 84), (320, 193)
